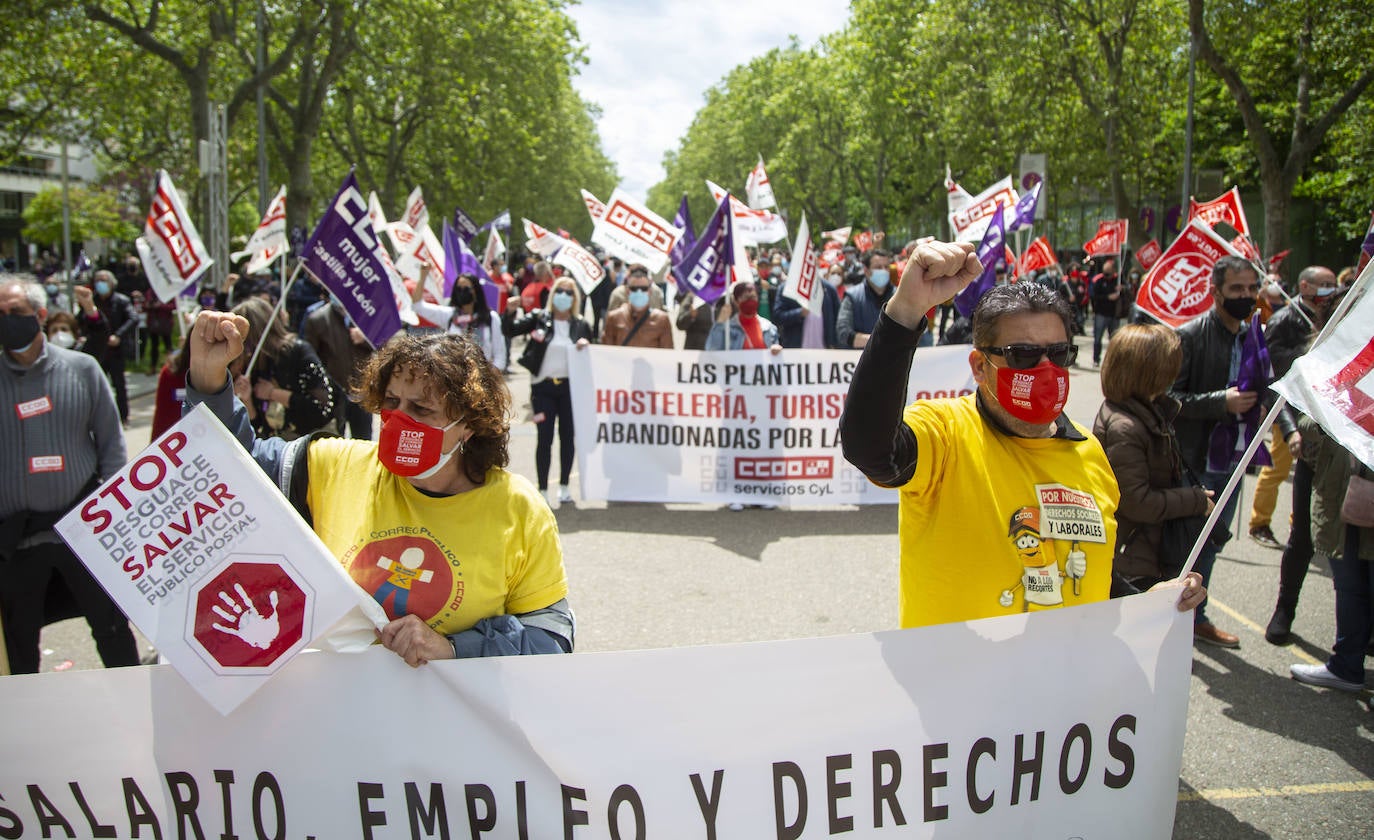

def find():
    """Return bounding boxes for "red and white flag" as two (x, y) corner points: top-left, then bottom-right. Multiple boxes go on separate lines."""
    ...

(745, 155), (776, 210)
(1083, 219), (1128, 258)
(591, 188), (680, 273)
(552, 240), (606, 296)
(1018, 236), (1058, 275)
(854, 230), (874, 253)
(947, 175), (1018, 242)
(483, 228), (506, 267)
(780, 213), (820, 313)
(229, 186), (287, 275)
(523, 218), (569, 258)
(1134, 220), (1241, 328)
(580, 188), (606, 223)
(402, 186), (428, 232)
(386, 221), (446, 302)
(135, 170), (213, 301)
(704, 180), (788, 245)
(1135, 238), (1163, 271)
(1230, 234), (1261, 262)
(367, 191), (390, 232)
(1273, 262), (1374, 469)
(1268, 249), (1292, 273)
(821, 226), (852, 246)
(1189, 186), (1250, 236)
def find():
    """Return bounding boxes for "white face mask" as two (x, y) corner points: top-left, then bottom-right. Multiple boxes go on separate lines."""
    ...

(49, 330), (77, 349)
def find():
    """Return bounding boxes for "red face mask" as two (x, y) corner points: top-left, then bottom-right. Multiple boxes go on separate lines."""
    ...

(377, 410), (461, 479)
(994, 360), (1069, 425)
(737, 298), (760, 318)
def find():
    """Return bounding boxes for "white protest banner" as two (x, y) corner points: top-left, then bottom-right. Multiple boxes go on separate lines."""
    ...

(570, 346), (972, 505)
(947, 175), (1019, 243)
(229, 185), (287, 275)
(553, 238), (607, 296)
(524, 217), (569, 257)
(402, 185), (428, 231)
(387, 221), (446, 302)
(746, 154), (776, 209)
(53, 404), (385, 714)
(705, 179), (789, 245)
(1273, 262), (1374, 470)
(591, 188), (681, 273)
(1135, 219), (1240, 328)
(0, 589), (1191, 838)
(581, 187), (606, 223)
(135, 170), (213, 301)
(780, 212), (820, 313)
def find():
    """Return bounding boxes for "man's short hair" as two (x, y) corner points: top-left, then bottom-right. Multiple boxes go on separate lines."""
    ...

(2, 280), (47, 313)
(1211, 255), (1256, 288)
(626, 263), (650, 278)
(971, 282), (1074, 348)
(1099, 324), (1182, 403)
(863, 248), (892, 269)
(1296, 265), (1331, 286)
(93, 269), (116, 285)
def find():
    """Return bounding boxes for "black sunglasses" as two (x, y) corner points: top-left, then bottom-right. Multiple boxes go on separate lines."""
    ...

(978, 342), (1077, 370)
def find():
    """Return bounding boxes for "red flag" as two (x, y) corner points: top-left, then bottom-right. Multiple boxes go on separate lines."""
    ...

(854, 230), (874, 253)
(1188, 186), (1250, 237)
(1267, 249), (1292, 273)
(1018, 236), (1058, 275)
(1230, 234), (1261, 262)
(1083, 220), (1127, 258)
(1135, 239), (1162, 271)
(1135, 220), (1242, 328)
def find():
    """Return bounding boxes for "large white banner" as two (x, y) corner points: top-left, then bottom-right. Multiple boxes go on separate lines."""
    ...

(0, 590), (1191, 839)
(135, 170), (213, 302)
(570, 347), (973, 505)
(948, 175), (1019, 243)
(54, 405), (384, 714)
(591, 188), (681, 273)
(706, 179), (789, 245)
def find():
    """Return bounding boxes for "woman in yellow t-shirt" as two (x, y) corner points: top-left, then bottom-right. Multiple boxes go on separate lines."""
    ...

(185, 311), (572, 667)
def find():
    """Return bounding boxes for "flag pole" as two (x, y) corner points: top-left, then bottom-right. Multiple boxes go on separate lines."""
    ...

(244, 259), (304, 380)
(1178, 257), (1374, 578)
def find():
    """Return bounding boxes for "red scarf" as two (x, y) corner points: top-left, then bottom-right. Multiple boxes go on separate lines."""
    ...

(739, 314), (765, 349)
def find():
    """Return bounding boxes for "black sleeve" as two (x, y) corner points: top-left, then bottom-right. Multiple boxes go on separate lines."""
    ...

(839, 311), (926, 488)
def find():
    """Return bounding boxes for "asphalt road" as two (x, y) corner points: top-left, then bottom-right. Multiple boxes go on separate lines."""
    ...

(28, 329), (1374, 838)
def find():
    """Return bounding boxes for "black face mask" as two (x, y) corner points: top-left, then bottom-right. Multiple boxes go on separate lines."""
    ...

(0, 313), (41, 352)
(453, 287), (475, 306)
(1221, 296), (1256, 321)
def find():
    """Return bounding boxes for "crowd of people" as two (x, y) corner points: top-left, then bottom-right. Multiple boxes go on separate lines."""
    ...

(1, 235), (1369, 704)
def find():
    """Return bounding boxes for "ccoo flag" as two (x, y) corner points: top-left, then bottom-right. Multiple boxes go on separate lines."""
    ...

(780, 213), (820, 313)
(229, 185), (287, 275)
(745, 155), (776, 210)
(676, 195), (735, 304)
(135, 170), (213, 301)
(302, 172), (405, 348)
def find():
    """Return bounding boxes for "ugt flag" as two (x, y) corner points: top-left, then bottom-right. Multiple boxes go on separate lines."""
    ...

(676, 195), (734, 304)
(135, 170), (213, 302)
(1189, 186), (1250, 237)
(780, 213), (820, 312)
(745, 154), (776, 209)
(302, 172), (405, 348)
(1134, 220), (1241, 328)
(1083, 219), (1128, 258)
(230, 185), (288, 276)
(1135, 239), (1163, 271)
(1273, 262), (1374, 470)
(1019, 235), (1058, 275)
(955, 201), (1006, 318)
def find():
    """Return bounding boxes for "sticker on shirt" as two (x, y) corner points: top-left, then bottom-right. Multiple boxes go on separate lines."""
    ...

(347, 534), (459, 624)
(15, 395), (53, 419)
(174, 388), (186, 403)
(29, 455), (65, 474)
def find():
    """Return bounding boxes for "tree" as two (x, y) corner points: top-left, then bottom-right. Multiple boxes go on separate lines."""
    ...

(21, 185), (138, 247)
(1189, 0), (1374, 254)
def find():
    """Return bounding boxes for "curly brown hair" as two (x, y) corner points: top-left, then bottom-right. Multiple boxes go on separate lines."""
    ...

(356, 332), (510, 483)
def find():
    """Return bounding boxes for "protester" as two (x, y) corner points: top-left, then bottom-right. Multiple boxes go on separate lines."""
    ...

(43, 310), (82, 352)
(836, 248), (896, 349)
(840, 241), (1205, 628)
(601, 264), (673, 348)
(143, 291), (177, 369)
(184, 312), (572, 662)
(705, 281), (781, 352)
(520, 260), (554, 312)
(606, 273), (665, 313)
(0, 279), (139, 674)
(508, 275), (593, 506)
(85, 269), (137, 426)
(1288, 416), (1372, 692)
(302, 296), (376, 440)
(1089, 257), (1122, 366)
(675, 289), (714, 351)
(413, 272), (507, 370)
(773, 277), (840, 349)
(1171, 255), (1298, 648)
(1094, 325), (1214, 591)
(232, 297), (339, 440)
(150, 335), (191, 439)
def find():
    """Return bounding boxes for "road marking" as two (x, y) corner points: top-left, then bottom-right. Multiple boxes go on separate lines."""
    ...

(1179, 780), (1374, 802)
(1206, 597), (1321, 665)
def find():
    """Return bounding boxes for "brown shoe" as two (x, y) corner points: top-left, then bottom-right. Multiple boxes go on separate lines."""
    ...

(1195, 621), (1240, 648)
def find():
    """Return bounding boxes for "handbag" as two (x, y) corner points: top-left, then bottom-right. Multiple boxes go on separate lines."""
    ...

(1157, 443), (1212, 579)
(1340, 456), (1374, 527)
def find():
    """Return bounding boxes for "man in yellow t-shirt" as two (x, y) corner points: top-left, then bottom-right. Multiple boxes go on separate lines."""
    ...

(840, 241), (1206, 629)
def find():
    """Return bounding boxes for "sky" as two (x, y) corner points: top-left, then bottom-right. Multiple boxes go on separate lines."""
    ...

(566, 0), (852, 204)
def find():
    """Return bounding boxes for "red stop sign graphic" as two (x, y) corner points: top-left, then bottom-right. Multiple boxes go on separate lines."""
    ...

(191, 558), (310, 670)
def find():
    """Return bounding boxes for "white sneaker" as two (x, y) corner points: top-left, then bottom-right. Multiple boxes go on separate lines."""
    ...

(758, 503), (778, 511)
(558, 486), (573, 504)
(543, 489), (558, 508)
(728, 503), (745, 512)
(1290, 663), (1364, 692)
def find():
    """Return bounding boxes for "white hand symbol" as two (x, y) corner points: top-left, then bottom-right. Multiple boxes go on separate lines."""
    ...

(211, 583), (281, 650)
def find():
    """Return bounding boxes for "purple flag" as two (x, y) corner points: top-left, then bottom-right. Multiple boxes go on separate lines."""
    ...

(954, 201), (1006, 318)
(452, 206), (479, 244)
(478, 209), (512, 233)
(1359, 211), (1374, 273)
(670, 194), (696, 293)
(1207, 312), (1274, 471)
(74, 250), (91, 278)
(1008, 182), (1042, 232)
(441, 220), (465, 299)
(302, 172), (404, 348)
(675, 196), (733, 303)
(449, 228), (501, 311)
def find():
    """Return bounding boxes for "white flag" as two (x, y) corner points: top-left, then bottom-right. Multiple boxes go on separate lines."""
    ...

(230, 186), (288, 276)
(523, 218), (569, 258)
(135, 170), (213, 302)
(580, 188), (606, 223)
(781, 213), (821, 313)
(821, 226), (852, 246)
(483, 228), (506, 267)
(745, 154), (776, 210)
(591, 188), (681, 273)
(705, 179), (788, 245)
(948, 175), (1020, 243)
(402, 186), (428, 232)
(367, 191), (391, 233)
(386, 221), (446, 302)
(552, 240), (606, 296)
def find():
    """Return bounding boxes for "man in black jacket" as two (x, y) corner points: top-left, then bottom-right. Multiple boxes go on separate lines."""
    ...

(1171, 255), (1300, 648)
(1089, 258), (1121, 366)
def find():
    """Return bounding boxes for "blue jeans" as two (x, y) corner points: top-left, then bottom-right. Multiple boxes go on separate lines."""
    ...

(1193, 469), (1241, 625)
(1092, 314), (1118, 362)
(1327, 526), (1372, 683)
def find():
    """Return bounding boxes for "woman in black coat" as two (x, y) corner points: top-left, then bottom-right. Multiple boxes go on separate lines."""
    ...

(232, 297), (339, 441)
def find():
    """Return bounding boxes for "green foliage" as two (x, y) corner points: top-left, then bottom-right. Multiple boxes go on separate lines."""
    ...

(21, 185), (138, 246)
